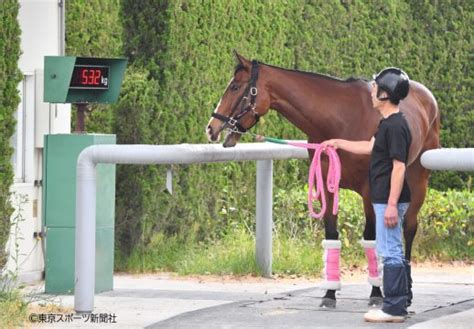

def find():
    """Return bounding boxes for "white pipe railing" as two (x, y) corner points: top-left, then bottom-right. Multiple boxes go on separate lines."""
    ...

(421, 148), (474, 171)
(74, 144), (473, 312)
(74, 142), (308, 313)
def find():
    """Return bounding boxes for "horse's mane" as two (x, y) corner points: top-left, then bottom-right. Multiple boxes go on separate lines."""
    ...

(234, 62), (369, 83)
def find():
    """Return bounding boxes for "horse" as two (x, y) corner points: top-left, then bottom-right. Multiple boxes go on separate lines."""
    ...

(206, 52), (440, 308)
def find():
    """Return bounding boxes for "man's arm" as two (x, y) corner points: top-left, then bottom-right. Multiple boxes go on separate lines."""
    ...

(384, 159), (406, 228)
(322, 137), (374, 155)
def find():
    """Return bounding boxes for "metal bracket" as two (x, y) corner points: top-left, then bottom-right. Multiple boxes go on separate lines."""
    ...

(166, 167), (173, 194)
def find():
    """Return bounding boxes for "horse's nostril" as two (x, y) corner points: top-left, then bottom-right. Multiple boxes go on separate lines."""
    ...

(206, 125), (217, 142)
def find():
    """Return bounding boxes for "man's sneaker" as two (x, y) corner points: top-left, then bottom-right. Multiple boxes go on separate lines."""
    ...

(364, 309), (405, 323)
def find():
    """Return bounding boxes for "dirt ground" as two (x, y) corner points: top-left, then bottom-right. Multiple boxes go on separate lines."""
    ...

(115, 260), (473, 284)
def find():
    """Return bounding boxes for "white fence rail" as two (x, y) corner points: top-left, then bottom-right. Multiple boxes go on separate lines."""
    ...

(74, 144), (473, 313)
(420, 148), (474, 171)
(74, 142), (307, 313)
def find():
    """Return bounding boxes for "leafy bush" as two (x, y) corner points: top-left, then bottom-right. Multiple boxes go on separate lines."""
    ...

(113, 65), (161, 256)
(0, 0), (22, 269)
(65, 0), (123, 133)
(414, 189), (473, 260)
(63, 1), (472, 258)
(119, 187), (473, 274)
(275, 187), (473, 262)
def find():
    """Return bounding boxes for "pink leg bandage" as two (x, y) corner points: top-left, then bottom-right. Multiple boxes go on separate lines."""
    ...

(321, 240), (341, 290)
(360, 240), (382, 287)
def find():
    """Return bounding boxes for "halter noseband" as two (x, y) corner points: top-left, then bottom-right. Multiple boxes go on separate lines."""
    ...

(212, 60), (260, 133)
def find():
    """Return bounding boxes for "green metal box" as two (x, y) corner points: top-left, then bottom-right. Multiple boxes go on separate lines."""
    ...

(43, 134), (116, 294)
(44, 227), (114, 294)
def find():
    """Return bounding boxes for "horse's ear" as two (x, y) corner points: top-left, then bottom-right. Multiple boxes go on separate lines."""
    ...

(233, 50), (250, 68)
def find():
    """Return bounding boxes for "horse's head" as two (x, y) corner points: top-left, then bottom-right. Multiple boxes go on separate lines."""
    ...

(206, 51), (270, 147)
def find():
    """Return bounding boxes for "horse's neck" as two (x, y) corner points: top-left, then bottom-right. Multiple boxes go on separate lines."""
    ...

(264, 66), (373, 141)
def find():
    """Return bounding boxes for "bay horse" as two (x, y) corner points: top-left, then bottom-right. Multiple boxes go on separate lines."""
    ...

(206, 52), (440, 308)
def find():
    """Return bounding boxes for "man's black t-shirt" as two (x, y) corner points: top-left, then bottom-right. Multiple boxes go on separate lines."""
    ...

(369, 112), (412, 203)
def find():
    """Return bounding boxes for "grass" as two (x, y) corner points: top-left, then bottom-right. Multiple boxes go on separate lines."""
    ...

(116, 225), (368, 276)
(272, 235), (323, 275)
(0, 291), (28, 328)
(115, 188), (472, 275)
(120, 227), (260, 275)
(0, 285), (74, 328)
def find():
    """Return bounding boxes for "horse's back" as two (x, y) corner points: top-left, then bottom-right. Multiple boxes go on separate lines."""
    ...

(400, 81), (440, 165)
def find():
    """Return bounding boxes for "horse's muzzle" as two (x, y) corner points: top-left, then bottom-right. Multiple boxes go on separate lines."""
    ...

(223, 132), (238, 148)
(206, 125), (221, 142)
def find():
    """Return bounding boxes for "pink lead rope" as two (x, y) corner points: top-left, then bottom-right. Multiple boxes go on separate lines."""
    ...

(262, 137), (341, 219)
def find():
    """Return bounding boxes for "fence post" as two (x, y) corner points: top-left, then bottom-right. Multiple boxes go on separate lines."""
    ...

(256, 159), (273, 278)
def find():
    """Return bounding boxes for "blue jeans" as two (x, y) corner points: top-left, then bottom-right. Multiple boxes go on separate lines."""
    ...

(372, 203), (410, 265)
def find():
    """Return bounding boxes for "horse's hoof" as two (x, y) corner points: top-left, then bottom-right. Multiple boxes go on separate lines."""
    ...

(368, 296), (383, 307)
(320, 297), (336, 308)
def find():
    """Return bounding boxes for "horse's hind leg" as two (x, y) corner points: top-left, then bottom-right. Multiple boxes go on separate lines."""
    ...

(404, 160), (430, 306)
(361, 191), (383, 306)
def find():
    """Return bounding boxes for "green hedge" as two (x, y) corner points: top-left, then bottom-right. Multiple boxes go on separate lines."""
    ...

(112, 66), (163, 255)
(62, 1), (472, 257)
(0, 0), (22, 269)
(116, 1), (472, 256)
(65, 0), (123, 133)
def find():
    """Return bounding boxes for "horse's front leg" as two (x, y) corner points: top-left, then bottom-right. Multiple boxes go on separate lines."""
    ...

(319, 210), (340, 308)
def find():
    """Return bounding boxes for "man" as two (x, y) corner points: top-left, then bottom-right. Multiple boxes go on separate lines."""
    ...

(322, 67), (412, 323)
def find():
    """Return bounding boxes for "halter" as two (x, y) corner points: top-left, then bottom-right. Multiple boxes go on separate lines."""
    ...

(212, 60), (260, 133)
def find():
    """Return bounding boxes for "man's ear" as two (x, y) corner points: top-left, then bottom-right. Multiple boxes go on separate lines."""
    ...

(376, 88), (390, 101)
(233, 50), (251, 70)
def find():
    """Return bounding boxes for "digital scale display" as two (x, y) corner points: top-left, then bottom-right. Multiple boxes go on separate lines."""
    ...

(69, 65), (109, 90)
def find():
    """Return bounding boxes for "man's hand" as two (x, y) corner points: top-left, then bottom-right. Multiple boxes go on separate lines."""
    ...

(322, 139), (340, 149)
(321, 138), (374, 155)
(255, 135), (265, 142)
(384, 204), (399, 228)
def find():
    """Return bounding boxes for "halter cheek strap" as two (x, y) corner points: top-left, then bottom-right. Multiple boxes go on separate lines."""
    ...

(212, 60), (260, 133)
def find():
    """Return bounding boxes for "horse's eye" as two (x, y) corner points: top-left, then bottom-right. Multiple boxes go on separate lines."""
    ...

(230, 84), (240, 92)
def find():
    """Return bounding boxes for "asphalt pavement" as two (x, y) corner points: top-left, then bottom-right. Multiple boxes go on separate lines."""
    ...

(26, 264), (473, 328)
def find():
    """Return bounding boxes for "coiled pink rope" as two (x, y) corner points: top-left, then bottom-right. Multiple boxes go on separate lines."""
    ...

(287, 142), (341, 219)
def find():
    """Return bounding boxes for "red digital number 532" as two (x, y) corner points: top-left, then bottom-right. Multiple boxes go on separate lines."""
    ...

(81, 69), (101, 85)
